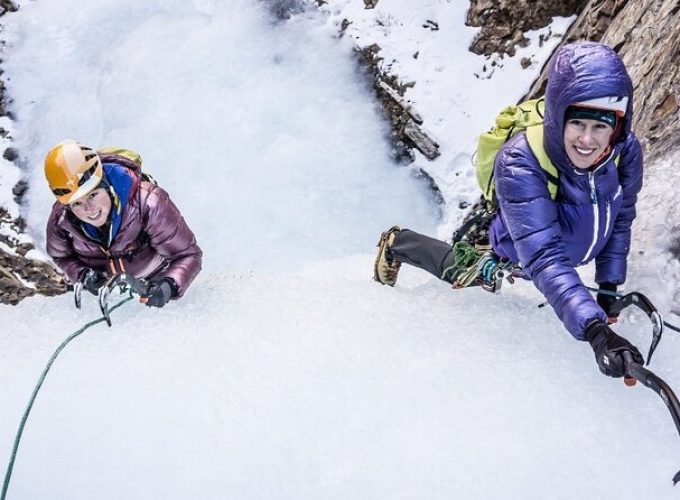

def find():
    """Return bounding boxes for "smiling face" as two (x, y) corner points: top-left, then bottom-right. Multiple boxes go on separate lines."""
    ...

(69, 188), (112, 227)
(563, 118), (615, 169)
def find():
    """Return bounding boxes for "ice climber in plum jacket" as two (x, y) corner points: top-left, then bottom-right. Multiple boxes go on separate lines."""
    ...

(44, 140), (202, 308)
(373, 42), (645, 378)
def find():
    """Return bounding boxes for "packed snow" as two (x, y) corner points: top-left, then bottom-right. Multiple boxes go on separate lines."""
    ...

(1, 1), (679, 499)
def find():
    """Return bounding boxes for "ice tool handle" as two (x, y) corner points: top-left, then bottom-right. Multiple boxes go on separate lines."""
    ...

(73, 268), (97, 310)
(622, 350), (680, 485)
(98, 273), (150, 327)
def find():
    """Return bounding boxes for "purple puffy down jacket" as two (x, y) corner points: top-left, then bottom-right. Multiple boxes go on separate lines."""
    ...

(46, 157), (202, 299)
(488, 42), (643, 340)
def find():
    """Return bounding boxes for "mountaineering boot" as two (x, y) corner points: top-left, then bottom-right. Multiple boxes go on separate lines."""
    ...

(374, 226), (401, 286)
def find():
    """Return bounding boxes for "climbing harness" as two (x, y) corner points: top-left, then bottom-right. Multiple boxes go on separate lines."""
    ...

(451, 197), (494, 249)
(442, 197), (520, 293)
(442, 243), (516, 292)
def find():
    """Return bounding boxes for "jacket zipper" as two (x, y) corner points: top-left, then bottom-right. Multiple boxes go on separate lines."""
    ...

(579, 147), (618, 264)
(604, 200), (611, 238)
(581, 171), (599, 264)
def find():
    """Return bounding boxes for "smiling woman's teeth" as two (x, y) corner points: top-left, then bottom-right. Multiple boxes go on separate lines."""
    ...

(88, 210), (101, 220)
(575, 147), (595, 155)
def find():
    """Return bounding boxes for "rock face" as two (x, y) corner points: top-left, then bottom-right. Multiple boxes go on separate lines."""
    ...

(354, 44), (441, 164)
(0, 208), (67, 305)
(0, 2), (69, 305)
(0, 0), (17, 16)
(521, 0), (680, 162)
(466, 0), (588, 57)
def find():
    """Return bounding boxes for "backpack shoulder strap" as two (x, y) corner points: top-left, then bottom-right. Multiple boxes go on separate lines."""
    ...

(525, 124), (559, 200)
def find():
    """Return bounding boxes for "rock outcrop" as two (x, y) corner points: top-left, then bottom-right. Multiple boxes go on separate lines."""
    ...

(354, 43), (441, 163)
(0, 206), (67, 305)
(465, 0), (588, 57)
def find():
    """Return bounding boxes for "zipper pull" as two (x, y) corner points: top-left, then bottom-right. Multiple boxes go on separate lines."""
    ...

(589, 173), (597, 204)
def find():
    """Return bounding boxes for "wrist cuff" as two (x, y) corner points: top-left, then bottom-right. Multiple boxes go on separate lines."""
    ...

(584, 319), (607, 343)
(164, 278), (178, 298)
(598, 282), (618, 293)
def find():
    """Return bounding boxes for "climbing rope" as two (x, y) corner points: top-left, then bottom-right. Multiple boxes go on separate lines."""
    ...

(440, 241), (516, 292)
(1, 296), (134, 500)
(440, 241), (482, 285)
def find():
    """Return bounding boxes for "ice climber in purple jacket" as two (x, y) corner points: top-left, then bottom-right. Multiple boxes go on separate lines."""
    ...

(44, 140), (202, 308)
(373, 42), (645, 378)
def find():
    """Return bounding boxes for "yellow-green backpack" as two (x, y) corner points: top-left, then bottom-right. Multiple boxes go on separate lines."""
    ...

(475, 98), (559, 207)
(98, 147), (157, 185)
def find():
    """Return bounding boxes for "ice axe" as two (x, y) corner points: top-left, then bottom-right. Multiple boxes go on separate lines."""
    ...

(97, 273), (151, 326)
(622, 350), (680, 485)
(594, 290), (680, 483)
(607, 291), (663, 365)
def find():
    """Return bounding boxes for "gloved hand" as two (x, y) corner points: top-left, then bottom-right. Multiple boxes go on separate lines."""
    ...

(585, 320), (644, 378)
(597, 282), (619, 324)
(143, 279), (175, 308)
(78, 268), (108, 295)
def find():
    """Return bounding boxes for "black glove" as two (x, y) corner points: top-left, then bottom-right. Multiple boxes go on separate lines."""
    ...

(585, 320), (644, 378)
(143, 279), (175, 308)
(597, 282), (619, 324)
(78, 268), (108, 295)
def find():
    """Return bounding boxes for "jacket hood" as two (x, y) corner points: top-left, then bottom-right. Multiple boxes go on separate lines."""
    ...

(543, 42), (634, 175)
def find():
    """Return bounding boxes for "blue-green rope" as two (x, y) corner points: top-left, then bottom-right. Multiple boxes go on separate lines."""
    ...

(1, 296), (134, 500)
(440, 241), (482, 285)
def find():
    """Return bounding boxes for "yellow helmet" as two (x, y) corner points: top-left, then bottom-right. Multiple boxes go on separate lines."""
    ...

(44, 140), (103, 204)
